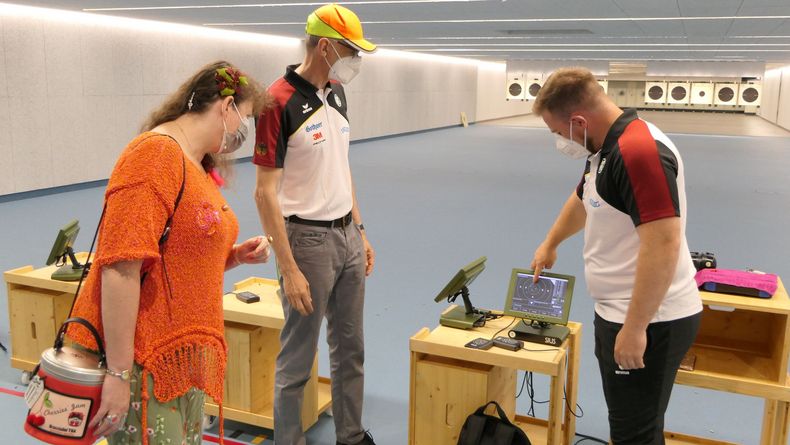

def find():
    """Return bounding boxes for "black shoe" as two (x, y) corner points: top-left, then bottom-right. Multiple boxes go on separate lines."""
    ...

(337, 430), (375, 445)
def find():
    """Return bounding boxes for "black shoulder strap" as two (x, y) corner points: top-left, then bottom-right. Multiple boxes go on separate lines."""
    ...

(157, 154), (186, 246)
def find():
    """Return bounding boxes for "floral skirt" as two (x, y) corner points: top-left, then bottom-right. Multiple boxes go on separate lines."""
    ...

(108, 364), (205, 445)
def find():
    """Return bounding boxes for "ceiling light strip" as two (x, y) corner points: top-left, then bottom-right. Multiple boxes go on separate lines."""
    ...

(378, 43), (790, 47)
(84, 0), (483, 12)
(204, 15), (790, 26)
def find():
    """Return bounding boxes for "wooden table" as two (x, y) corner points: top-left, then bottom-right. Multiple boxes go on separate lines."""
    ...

(408, 307), (581, 445)
(203, 276), (333, 431)
(3, 253), (91, 380)
(666, 278), (790, 445)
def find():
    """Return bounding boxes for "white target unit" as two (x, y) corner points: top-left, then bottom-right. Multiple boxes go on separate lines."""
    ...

(506, 75), (525, 100)
(738, 82), (762, 107)
(597, 80), (608, 94)
(714, 83), (738, 106)
(525, 78), (543, 101)
(691, 83), (714, 105)
(666, 82), (690, 105)
(644, 82), (667, 104)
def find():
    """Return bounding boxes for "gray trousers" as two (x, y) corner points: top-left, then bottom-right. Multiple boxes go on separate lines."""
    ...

(274, 221), (367, 445)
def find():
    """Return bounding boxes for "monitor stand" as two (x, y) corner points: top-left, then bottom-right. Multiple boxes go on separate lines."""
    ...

(51, 247), (85, 282)
(510, 320), (570, 346)
(440, 286), (489, 329)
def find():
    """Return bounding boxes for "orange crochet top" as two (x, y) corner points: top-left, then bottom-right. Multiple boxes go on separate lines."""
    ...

(67, 133), (238, 443)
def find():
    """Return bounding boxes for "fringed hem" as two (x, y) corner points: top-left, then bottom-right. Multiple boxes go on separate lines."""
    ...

(138, 333), (227, 445)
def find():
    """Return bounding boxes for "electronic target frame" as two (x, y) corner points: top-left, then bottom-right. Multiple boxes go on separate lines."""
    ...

(503, 268), (575, 326)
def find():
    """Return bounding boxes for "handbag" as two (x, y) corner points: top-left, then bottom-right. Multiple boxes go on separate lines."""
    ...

(457, 401), (532, 445)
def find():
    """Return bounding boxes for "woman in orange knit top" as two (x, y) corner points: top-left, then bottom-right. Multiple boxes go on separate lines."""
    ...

(67, 61), (272, 445)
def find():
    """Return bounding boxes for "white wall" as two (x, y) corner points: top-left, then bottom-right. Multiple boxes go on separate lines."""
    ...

(758, 66), (790, 131)
(0, 4), (525, 196)
(475, 63), (533, 122)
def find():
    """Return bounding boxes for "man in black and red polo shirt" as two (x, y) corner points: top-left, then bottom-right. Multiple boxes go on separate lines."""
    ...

(252, 4), (377, 445)
(530, 67), (702, 444)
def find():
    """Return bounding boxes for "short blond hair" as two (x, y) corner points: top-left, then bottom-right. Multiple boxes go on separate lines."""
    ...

(532, 67), (602, 119)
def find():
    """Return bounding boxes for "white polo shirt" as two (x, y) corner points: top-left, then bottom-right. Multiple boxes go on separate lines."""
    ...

(254, 65), (353, 221)
(578, 109), (702, 323)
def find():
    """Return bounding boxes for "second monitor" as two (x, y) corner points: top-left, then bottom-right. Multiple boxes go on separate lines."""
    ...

(504, 268), (575, 345)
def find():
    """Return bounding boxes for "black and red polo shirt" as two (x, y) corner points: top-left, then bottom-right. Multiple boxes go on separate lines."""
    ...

(253, 65), (353, 221)
(578, 109), (701, 323)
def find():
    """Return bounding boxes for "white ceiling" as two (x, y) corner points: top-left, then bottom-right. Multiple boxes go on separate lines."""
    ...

(10, 0), (790, 63)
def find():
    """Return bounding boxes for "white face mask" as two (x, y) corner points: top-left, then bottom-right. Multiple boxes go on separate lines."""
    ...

(325, 42), (362, 84)
(219, 102), (248, 154)
(554, 119), (589, 159)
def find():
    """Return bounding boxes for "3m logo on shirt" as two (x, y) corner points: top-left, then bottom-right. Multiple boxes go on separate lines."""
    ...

(306, 122), (323, 133)
(313, 132), (323, 141)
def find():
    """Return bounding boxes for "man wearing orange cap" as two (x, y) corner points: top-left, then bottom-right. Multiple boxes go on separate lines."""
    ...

(253, 4), (377, 445)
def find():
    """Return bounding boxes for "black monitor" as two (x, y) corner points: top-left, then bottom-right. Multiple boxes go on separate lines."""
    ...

(504, 268), (574, 326)
(46, 220), (84, 281)
(434, 256), (493, 329)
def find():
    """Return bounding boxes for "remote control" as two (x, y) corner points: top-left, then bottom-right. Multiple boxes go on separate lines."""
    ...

(492, 336), (523, 352)
(235, 291), (260, 304)
(464, 337), (494, 350)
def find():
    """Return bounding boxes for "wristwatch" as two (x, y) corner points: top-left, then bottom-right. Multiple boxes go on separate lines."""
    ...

(105, 368), (132, 381)
(356, 223), (365, 231)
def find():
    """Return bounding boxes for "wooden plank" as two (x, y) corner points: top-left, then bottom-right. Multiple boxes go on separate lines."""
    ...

(204, 378), (332, 430)
(409, 312), (564, 376)
(3, 253), (91, 294)
(563, 323), (582, 445)
(221, 280), (284, 329)
(676, 366), (790, 401)
(664, 431), (740, 445)
(546, 356), (566, 445)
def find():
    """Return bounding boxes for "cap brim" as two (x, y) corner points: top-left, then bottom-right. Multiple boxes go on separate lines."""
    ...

(346, 38), (377, 54)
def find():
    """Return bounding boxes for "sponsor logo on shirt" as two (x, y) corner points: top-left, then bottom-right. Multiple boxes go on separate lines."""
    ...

(313, 132), (323, 141)
(334, 95), (342, 107)
(302, 103), (313, 114)
(589, 198), (601, 208)
(340, 126), (350, 134)
(306, 122), (323, 133)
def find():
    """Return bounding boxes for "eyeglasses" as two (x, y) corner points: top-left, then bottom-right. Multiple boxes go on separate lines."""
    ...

(335, 40), (360, 57)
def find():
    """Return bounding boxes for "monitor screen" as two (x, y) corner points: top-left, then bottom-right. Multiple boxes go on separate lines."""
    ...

(503, 268), (574, 325)
(434, 256), (486, 303)
(46, 220), (80, 266)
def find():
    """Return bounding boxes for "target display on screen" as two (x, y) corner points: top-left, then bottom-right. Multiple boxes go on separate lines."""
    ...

(504, 269), (575, 325)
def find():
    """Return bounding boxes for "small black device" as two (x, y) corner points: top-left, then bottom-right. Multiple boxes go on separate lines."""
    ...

(492, 336), (523, 352)
(235, 291), (260, 304)
(691, 251), (717, 271)
(464, 337), (494, 350)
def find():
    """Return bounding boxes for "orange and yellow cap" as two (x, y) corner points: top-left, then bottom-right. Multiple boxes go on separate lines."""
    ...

(306, 3), (377, 53)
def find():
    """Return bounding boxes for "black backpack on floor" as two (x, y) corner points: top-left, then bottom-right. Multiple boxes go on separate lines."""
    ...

(457, 401), (532, 445)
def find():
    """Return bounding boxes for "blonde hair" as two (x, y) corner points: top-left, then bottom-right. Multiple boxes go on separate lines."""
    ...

(532, 67), (602, 119)
(140, 60), (272, 180)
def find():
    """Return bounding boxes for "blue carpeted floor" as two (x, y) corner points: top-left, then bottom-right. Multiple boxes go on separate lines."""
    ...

(1, 122), (788, 444)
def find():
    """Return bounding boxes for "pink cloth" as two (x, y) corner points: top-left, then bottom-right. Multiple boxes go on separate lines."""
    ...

(694, 269), (778, 296)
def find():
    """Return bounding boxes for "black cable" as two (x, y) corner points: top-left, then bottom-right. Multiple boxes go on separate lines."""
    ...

(490, 317), (518, 340)
(574, 433), (608, 444)
(515, 370), (529, 398)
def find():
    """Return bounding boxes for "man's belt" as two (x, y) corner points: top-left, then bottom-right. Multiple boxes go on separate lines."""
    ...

(285, 212), (353, 228)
